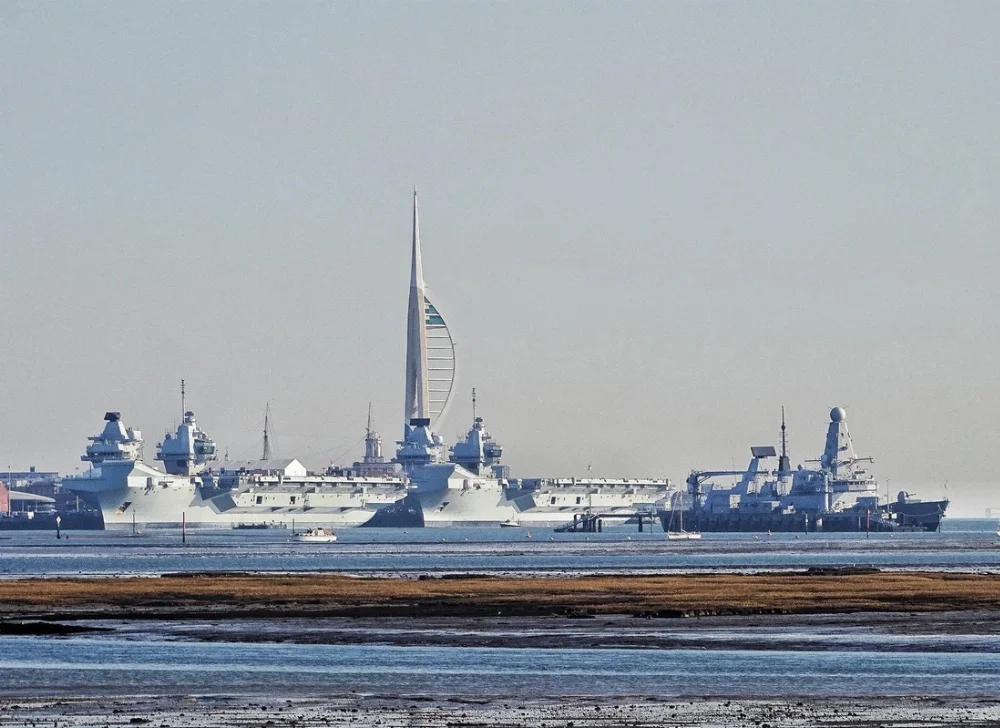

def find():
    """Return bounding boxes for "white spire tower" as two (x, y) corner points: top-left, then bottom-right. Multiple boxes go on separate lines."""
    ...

(395, 190), (459, 473)
(404, 188), (431, 425)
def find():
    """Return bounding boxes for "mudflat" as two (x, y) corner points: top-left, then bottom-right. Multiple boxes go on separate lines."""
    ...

(3, 695), (1000, 728)
(2, 570), (999, 620)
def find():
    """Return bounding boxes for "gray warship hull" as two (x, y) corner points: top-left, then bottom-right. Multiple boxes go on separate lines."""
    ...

(667, 408), (949, 535)
(657, 502), (946, 534)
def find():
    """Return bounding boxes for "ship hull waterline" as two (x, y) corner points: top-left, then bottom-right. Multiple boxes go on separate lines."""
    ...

(656, 505), (947, 534)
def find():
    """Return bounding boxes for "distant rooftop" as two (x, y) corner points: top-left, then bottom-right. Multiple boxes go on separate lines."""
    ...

(213, 459), (306, 474)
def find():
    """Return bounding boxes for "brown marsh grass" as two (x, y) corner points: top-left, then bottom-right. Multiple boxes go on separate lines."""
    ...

(2, 572), (999, 618)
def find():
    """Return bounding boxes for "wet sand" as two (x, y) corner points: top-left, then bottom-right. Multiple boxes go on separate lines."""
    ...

(3, 695), (1000, 727)
(3, 570), (1000, 622)
(110, 608), (999, 650)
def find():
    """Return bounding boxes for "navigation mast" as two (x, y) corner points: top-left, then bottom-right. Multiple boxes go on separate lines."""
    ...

(778, 406), (791, 474)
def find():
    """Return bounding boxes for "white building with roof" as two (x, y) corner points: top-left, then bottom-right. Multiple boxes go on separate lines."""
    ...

(213, 459), (308, 478)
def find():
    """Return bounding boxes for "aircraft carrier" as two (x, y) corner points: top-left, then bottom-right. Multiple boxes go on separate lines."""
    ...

(64, 408), (409, 530)
(63, 192), (674, 530)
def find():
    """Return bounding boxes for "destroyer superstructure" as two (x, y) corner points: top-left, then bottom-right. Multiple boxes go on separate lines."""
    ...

(660, 407), (948, 533)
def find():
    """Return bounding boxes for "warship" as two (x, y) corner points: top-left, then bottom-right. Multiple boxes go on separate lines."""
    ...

(658, 407), (948, 533)
(375, 407), (674, 528)
(64, 194), (946, 533)
(512, 478), (674, 527)
(63, 192), (675, 530)
(64, 403), (409, 530)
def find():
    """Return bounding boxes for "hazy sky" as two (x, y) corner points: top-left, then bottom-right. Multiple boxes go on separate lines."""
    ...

(2, 2), (997, 516)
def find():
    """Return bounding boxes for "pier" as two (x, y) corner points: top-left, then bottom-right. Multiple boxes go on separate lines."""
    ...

(554, 512), (659, 533)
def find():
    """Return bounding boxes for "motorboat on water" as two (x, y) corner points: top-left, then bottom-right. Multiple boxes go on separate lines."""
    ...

(295, 527), (338, 543)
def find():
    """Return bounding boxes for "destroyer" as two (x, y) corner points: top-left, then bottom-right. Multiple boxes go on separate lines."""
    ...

(659, 407), (948, 533)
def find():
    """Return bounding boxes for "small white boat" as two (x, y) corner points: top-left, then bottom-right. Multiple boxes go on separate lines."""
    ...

(667, 531), (702, 541)
(295, 527), (338, 543)
(665, 493), (701, 540)
(499, 517), (522, 528)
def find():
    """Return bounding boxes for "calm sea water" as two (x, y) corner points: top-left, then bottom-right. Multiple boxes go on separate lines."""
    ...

(0, 519), (998, 578)
(1, 635), (998, 699)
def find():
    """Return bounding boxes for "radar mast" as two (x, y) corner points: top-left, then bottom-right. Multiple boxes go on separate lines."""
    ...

(778, 406), (791, 474)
